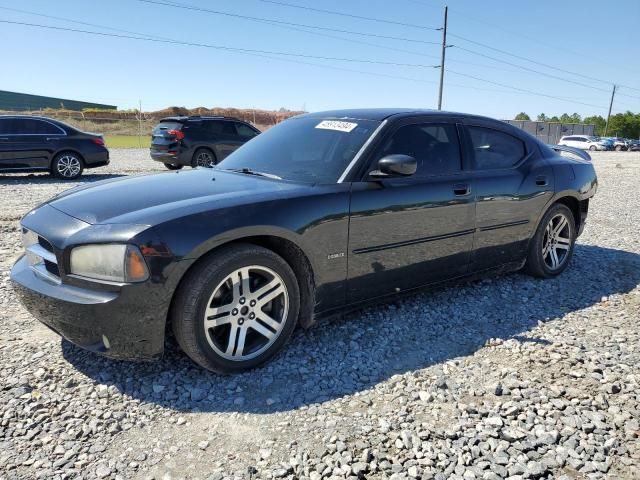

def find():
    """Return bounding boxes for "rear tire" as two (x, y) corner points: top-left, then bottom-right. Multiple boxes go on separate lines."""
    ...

(615, 145), (623, 151)
(164, 163), (183, 170)
(524, 203), (576, 278)
(171, 244), (300, 373)
(589, 145), (597, 151)
(192, 148), (216, 168)
(51, 152), (84, 179)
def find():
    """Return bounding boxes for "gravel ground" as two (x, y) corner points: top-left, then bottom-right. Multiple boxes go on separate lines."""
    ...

(0, 150), (639, 480)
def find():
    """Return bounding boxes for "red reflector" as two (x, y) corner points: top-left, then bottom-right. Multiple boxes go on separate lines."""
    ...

(167, 129), (185, 141)
(92, 137), (105, 146)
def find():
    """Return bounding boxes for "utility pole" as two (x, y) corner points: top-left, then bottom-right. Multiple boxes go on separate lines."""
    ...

(437, 6), (448, 110)
(604, 85), (616, 136)
(138, 99), (143, 148)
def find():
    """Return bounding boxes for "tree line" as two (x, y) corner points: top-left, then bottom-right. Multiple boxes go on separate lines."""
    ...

(512, 111), (640, 139)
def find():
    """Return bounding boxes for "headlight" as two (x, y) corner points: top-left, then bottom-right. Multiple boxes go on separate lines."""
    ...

(70, 244), (149, 283)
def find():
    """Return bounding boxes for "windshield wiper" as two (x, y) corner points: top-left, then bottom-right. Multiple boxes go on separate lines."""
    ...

(223, 167), (282, 180)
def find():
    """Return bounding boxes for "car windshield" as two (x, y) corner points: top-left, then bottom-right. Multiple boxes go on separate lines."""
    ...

(217, 116), (381, 183)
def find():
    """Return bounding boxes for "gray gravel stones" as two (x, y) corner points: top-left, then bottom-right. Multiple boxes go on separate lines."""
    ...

(1, 151), (639, 479)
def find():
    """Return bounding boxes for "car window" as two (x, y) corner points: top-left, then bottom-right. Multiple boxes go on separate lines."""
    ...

(31, 119), (64, 134)
(203, 121), (223, 134)
(378, 123), (461, 176)
(235, 123), (258, 139)
(152, 121), (183, 135)
(0, 118), (12, 135)
(218, 117), (381, 183)
(221, 122), (237, 136)
(467, 126), (525, 170)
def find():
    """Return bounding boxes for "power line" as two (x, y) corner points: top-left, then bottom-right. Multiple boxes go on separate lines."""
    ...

(401, 0), (640, 78)
(132, 0), (527, 74)
(0, 20), (440, 68)
(452, 45), (612, 94)
(449, 32), (640, 93)
(446, 69), (608, 110)
(135, 0), (441, 45)
(0, 16), (621, 112)
(253, 0), (440, 30)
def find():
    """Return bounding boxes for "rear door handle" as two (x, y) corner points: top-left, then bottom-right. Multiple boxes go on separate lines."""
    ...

(453, 183), (470, 196)
(536, 175), (548, 186)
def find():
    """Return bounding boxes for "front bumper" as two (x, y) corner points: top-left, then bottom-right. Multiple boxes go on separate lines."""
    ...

(10, 255), (165, 360)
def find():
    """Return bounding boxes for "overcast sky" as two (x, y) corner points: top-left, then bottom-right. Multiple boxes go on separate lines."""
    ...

(2, 0), (639, 118)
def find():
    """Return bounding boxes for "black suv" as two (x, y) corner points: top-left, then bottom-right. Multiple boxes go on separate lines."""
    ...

(0, 116), (109, 179)
(150, 116), (260, 169)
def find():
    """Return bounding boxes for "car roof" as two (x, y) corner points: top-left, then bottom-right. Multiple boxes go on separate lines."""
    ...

(298, 108), (494, 122)
(159, 115), (243, 122)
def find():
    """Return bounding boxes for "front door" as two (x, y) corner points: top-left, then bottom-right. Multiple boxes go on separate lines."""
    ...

(0, 117), (51, 170)
(347, 120), (475, 303)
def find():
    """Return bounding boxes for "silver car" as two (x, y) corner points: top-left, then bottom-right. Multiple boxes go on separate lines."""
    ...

(558, 135), (611, 151)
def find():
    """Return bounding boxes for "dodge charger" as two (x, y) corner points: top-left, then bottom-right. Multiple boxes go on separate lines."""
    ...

(11, 109), (598, 373)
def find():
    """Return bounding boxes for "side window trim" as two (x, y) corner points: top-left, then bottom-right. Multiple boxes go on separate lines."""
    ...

(0, 117), (66, 136)
(464, 124), (528, 171)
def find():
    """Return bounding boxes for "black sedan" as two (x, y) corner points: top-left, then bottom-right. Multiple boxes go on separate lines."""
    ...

(11, 109), (597, 373)
(0, 115), (109, 179)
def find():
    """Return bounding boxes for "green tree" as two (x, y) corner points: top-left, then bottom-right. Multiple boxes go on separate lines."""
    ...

(583, 115), (606, 136)
(514, 112), (531, 120)
(537, 113), (548, 121)
(549, 116), (560, 123)
(606, 111), (640, 138)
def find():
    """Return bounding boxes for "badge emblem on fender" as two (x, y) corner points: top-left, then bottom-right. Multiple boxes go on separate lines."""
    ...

(327, 252), (345, 260)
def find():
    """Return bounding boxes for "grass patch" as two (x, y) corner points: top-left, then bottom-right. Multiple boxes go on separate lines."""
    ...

(104, 135), (150, 149)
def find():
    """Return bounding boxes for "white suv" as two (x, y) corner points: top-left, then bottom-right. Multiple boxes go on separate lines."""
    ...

(558, 135), (611, 151)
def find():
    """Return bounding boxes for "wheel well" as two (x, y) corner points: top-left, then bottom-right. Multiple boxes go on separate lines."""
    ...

(168, 236), (316, 335)
(554, 196), (581, 230)
(192, 147), (216, 158)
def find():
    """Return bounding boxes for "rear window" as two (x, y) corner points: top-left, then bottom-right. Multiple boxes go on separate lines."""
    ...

(152, 121), (183, 135)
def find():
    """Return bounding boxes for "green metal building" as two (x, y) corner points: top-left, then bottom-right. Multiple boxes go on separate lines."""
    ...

(0, 90), (116, 111)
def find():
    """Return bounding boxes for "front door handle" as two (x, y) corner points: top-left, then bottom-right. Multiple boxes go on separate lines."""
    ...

(536, 175), (548, 186)
(453, 183), (470, 196)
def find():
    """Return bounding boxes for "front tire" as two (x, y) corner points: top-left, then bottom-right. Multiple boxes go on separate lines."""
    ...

(524, 204), (576, 278)
(589, 145), (597, 151)
(192, 148), (216, 168)
(171, 244), (300, 373)
(51, 152), (83, 179)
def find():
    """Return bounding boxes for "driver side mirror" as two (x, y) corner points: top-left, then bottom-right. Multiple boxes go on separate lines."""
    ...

(369, 154), (417, 178)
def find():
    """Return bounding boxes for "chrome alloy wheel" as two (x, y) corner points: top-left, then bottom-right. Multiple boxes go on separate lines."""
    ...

(57, 155), (81, 177)
(203, 266), (289, 361)
(542, 213), (572, 270)
(196, 151), (215, 167)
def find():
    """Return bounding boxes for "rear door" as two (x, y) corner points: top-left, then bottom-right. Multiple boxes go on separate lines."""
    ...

(463, 122), (554, 271)
(210, 121), (242, 160)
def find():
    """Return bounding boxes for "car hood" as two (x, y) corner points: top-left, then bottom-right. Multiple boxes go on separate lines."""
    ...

(48, 169), (304, 225)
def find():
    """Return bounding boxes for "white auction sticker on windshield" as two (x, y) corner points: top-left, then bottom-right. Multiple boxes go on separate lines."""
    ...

(315, 120), (358, 133)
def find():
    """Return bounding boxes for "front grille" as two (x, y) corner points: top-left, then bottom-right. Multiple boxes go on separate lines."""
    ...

(38, 236), (54, 253)
(44, 260), (60, 277)
(22, 229), (60, 282)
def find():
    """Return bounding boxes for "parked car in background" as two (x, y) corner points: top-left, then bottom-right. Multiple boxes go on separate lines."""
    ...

(558, 135), (612, 151)
(0, 115), (109, 179)
(628, 140), (640, 152)
(606, 137), (630, 151)
(150, 116), (260, 170)
(12, 108), (598, 373)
